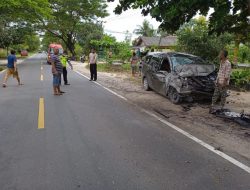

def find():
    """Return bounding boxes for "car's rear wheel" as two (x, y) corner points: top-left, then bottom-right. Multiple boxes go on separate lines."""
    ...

(143, 77), (150, 91)
(169, 87), (181, 104)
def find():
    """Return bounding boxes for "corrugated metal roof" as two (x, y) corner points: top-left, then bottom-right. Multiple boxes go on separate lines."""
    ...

(136, 36), (177, 47)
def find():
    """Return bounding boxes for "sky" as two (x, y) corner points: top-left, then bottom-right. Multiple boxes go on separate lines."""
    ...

(101, 0), (160, 42)
(101, 1), (215, 42)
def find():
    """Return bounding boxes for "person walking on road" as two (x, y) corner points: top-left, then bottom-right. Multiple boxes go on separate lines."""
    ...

(89, 48), (98, 81)
(2, 50), (22, 88)
(51, 47), (64, 95)
(210, 50), (232, 113)
(60, 51), (73, 85)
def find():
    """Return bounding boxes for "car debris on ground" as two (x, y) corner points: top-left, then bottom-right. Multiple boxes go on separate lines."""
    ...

(211, 108), (250, 127)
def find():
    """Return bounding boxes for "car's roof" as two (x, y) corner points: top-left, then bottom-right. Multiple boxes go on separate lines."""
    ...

(146, 52), (199, 58)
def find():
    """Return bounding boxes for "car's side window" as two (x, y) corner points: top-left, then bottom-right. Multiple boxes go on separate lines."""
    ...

(150, 57), (161, 72)
(160, 58), (171, 73)
(145, 56), (152, 64)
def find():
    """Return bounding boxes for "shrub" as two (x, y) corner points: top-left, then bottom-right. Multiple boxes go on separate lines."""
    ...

(230, 69), (250, 88)
(0, 49), (7, 58)
(238, 45), (250, 63)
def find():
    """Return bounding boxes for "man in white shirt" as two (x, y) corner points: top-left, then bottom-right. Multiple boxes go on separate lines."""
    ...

(89, 48), (98, 81)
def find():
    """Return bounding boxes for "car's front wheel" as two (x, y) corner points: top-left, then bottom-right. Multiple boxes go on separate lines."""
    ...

(143, 77), (150, 91)
(168, 87), (181, 104)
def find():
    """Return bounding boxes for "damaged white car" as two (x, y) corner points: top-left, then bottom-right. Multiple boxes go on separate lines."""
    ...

(142, 52), (217, 104)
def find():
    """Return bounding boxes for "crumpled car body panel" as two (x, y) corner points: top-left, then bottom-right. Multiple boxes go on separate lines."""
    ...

(175, 64), (215, 77)
(165, 64), (217, 97)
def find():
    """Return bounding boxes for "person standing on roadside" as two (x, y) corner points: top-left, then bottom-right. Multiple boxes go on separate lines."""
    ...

(210, 50), (232, 113)
(89, 48), (98, 81)
(130, 52), (138, 77)
(51, 47), (64, 95)
(2, 50), (22, 88)
(60, 51), (73, 85)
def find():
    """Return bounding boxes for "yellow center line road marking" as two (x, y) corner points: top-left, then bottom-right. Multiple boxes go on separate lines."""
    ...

(38, 98), (45, 129)
(41, 74), (43, 81)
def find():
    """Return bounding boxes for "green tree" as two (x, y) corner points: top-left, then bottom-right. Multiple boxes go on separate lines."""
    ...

(176, 17), (233, 63)
(91, 34), (117, 48)
(11, 34), (40, 53)
(76, 22), (104, 54)
(133, 20), (155, 37)
(0, 0), (51, 54)
(41, 31), (65, 50)
(115, 42), (131, 62)
(91, 35), (131, 62)
(23, 35), (40, 52)
(40, 0), (108, 56)
(0, 17), (34, 54)
(0, 0), (51, 21)
(109, 0), (250, 36)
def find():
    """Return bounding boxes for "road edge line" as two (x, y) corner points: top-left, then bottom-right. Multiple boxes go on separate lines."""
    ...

(73, 69), (250, 174)
(74, 70), (128, 101)
(142, 109), (250, 174)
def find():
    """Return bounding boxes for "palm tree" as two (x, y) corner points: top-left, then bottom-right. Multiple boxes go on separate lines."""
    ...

(133, 20), (156, 37)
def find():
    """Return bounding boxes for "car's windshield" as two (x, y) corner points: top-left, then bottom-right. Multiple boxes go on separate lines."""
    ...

(170, 54), (206, 70)
(50, 48), (63, 54)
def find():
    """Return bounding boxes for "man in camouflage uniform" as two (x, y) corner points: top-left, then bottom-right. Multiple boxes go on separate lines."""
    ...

(210, 50), (231, 113)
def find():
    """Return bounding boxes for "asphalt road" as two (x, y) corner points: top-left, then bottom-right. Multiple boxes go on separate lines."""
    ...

(0, 54), (249, 190)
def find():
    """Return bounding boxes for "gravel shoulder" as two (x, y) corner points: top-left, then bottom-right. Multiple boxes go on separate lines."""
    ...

(72, 61), (250, 166)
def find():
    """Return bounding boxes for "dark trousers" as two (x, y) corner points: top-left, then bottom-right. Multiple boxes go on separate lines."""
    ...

(63, 67), (68, 84)
(90, 64), (97, 80)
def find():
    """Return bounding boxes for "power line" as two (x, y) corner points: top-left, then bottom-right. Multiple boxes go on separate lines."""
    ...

(103, 13), (139, 22)
(104, 29), (133, 35)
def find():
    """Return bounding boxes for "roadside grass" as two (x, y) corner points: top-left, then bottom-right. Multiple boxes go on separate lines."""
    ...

(0, 67), (4, 71)
(85, 62), (142, 85)
(86, 63), (132, 73)
(0, 49), (6, 58)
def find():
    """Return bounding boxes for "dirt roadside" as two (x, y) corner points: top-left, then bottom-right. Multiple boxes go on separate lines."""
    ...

(72, 61), (250, 165)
